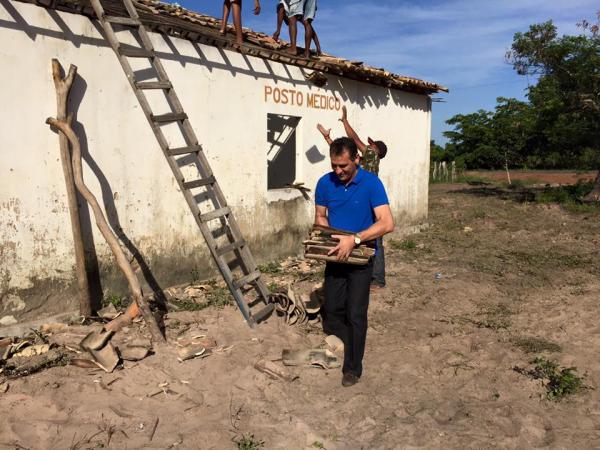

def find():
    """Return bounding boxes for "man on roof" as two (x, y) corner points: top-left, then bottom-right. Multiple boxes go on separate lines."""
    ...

(284, 0), (322, 58)
(272, 0), (289, 42)
(317, 106), (390, 290)
(220, 0), (261, 45)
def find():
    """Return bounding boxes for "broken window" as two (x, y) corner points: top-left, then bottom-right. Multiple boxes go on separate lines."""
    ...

(267, 114), (301, 190)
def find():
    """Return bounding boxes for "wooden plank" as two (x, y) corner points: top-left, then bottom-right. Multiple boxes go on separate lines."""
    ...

(182, 175), (215, 190)
(215, 239), (246, 256)
(167, 144), (201, 155)
(233, 270), (261, 289)
(199, 206), (231, 222)
(151, 112), (187, 123)
(104, 15), (140, 26)
(305, 254), (369, 266)
(135, 81), (172, 90)
(118, 46), (155, 58)
(309, 240), (375, 252)
(305, 244), (373, 259)
(250, 303), (275, 324)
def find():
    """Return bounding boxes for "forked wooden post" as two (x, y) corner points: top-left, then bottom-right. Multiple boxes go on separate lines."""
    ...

(45, 117), (166, 345)
(51, 59), (93, 316)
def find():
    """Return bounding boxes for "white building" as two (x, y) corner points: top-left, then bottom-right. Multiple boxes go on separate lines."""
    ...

(0, 0), (446, 324)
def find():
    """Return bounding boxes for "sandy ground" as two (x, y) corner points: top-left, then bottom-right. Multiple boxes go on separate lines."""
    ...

(464, 170), (597, 185)
(2, 184), (600, 450)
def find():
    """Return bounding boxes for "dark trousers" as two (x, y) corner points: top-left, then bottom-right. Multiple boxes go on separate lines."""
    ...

(322, 259), (373, 378)
(372, 237), (386, 287)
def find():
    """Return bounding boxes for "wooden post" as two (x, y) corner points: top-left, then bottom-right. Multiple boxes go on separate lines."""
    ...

(504, 152), (512, 185)
(51, 59), (93, 317)
(45, 117), (166, 344)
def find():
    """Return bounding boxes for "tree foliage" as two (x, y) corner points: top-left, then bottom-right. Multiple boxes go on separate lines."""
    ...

(430, 140), (446, 162)
(442, 12), (600, 171)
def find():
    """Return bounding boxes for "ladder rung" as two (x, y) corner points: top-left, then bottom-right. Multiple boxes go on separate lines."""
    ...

(250, 303), (275, 324)
(152, 112), (188, 123)
(168, 145), (201, 156)
(233, 270), (261, 289)
(136, 81), (172, 90)
(119, 47), (154, 58)
(215, 239), (246, 257)
(199, 206), (231, 222)
(183, 176), (216, 190)
(105, 15), (141, 26)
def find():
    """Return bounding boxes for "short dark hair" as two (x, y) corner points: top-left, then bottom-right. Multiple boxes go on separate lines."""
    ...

(373, 140), (388, 159)
(330, 137), (358, 160)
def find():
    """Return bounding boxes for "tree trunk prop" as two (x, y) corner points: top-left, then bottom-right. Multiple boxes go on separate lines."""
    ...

(45, 118), (165, 345)
(583, 169), (600, 202)
(51, 60), (93, 316)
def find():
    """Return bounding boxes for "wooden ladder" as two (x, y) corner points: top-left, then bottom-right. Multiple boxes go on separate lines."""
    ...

(88, 0), (274, 327)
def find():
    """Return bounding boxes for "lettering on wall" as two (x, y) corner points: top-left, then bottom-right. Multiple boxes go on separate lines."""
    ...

(264, 85), (341, 111)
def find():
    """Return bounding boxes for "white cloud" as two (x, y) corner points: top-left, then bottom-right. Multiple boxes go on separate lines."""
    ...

(307, 0), (597, 89)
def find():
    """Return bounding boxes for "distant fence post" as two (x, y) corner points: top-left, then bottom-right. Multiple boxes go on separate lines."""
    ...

(431, 161), (457, 182)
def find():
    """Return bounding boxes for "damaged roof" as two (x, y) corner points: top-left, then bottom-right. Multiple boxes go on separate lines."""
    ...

(18, 0), (449, 94)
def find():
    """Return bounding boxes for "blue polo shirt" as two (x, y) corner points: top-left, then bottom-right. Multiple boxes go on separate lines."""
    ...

(315, 167), (389, 233)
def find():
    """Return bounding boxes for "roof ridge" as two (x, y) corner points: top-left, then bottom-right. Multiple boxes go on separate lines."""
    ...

(15, 0), (448, 93)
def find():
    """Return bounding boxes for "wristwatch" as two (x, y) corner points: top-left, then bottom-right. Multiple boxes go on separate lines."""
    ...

(353, 234), (362, 246)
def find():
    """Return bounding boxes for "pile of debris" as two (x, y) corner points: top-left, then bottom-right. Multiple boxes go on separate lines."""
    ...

(74, 323), (221, 372)
(1, 255), (327, 384)
(270, 286), (322, 326)
(0, 331), (71, 380)
(78, 328), (151, 372)
(254, 335), (345, 382)
(0, 319), (220, 383)
(157, 255), (326, 327)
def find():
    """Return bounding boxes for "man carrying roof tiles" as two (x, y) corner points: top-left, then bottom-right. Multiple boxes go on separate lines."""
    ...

(314, 137), (395, 386)
(317, 106), (390, 290)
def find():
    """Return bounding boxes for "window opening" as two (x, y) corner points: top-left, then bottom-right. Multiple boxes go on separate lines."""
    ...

(267, 114), (301, 190)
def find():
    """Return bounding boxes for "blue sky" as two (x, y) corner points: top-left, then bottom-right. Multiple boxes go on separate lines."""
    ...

(169, 0), (598, 144)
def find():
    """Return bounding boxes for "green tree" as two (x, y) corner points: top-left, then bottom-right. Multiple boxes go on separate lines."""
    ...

(491, 97), (534, 182)
(442, 100), (533, 182)
(430, 139), (447, 162)
(443, 11), (600, 198)
(443, 109), (499, 169)
(507, 13), (600, 199)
